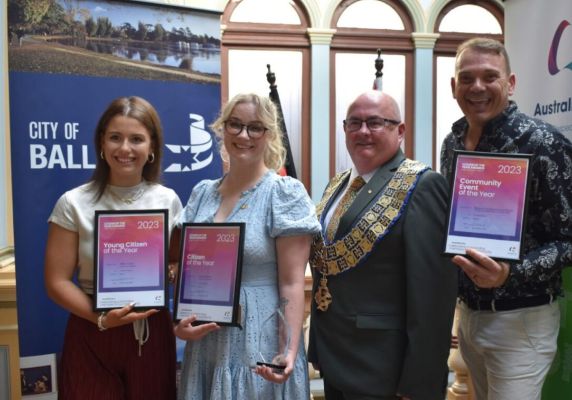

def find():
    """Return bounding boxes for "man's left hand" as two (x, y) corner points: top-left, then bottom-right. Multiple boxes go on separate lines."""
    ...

(452, 248), (510, 288)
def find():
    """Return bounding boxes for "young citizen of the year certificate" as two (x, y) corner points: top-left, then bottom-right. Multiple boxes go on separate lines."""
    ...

(444, 151), (532, 261)
(93, 209), (168, 311)
(174, 223), (244, 326)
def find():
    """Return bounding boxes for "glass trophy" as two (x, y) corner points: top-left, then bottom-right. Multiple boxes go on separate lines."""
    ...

(256, 299), (291, 373)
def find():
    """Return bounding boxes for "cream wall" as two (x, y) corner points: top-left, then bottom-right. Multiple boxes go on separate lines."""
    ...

(1, 0), (12, 249)
(132, 0), (469, 31)
(1, 2), (18, 394)
(135, 0), (228, 13)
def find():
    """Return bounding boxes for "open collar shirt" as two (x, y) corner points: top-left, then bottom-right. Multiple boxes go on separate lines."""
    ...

(440, 101), (572, 303)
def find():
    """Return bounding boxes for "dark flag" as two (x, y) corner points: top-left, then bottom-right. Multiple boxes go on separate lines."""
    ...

(266, 64), (297, 179)
(373, 49), (384, 91)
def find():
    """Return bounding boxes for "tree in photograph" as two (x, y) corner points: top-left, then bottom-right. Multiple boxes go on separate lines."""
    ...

(120, 23), (137, 40)
(85, 17), (96, 37)
(96, 17), (112, 38)
(36, 1), (67, 35)
(8, 0), (52, 32)
(137, 21), (148, 41)
(153, 24), (167, 42)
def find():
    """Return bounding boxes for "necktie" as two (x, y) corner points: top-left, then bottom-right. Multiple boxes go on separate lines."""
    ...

(326, 176), (365, 241)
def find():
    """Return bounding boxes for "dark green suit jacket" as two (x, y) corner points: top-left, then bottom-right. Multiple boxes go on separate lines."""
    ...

(308, 151), (457, 399)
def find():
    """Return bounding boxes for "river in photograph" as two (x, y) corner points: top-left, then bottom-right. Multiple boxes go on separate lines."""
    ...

(50, 38), (220, 75)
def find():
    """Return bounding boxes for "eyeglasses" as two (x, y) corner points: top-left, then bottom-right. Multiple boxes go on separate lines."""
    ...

(343, 117), (401, 133)
(224, 119), (267, 139)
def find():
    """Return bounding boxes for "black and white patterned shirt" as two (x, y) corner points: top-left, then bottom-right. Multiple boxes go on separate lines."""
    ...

(440, 101), (572, 303)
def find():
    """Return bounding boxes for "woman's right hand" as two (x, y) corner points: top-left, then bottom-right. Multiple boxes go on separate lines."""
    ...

(173, 315), (220, 341)
(101, 303), (158, 329)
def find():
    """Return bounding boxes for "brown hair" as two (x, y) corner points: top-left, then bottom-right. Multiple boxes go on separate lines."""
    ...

(90, 96), (163, 199)
(455, 37), (511, 75)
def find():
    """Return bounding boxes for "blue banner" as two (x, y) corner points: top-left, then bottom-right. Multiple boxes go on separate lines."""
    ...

(8, 1), (222, 374)
(10, 71), (221, 356)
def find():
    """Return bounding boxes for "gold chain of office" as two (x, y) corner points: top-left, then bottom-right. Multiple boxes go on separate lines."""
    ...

(310, 159), (428, 311)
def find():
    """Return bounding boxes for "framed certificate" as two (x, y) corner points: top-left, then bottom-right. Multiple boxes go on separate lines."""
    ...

(174, 222), (245, 326)
(93, 209), (168, 311)
(443, 151), (532, 261)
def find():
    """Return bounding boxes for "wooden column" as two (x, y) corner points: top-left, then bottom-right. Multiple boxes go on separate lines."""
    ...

(0, 247), (21, 400)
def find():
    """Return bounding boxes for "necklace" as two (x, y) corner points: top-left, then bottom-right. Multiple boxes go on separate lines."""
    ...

(106, 183), (147, 204)
(219, 170), (269, 211)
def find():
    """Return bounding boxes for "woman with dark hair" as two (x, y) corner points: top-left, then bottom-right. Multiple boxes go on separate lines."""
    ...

(173, 93), (320, 399)
(44, 96), (181, 400)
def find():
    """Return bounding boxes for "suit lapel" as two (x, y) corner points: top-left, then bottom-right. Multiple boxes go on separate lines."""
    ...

(335, 150), (406, 239)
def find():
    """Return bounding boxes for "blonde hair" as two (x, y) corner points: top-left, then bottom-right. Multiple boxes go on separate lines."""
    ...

(210, 93), (286, 171)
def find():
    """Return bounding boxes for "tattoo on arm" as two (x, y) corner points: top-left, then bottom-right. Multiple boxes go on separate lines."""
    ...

(279, 297), (289, 308)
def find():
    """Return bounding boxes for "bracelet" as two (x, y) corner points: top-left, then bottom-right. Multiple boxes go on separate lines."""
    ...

(97, 311), (108, 331)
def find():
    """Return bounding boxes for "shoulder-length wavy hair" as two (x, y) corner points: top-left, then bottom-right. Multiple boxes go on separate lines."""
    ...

(210, 93), (286, 171)
(90, 96), (164, 199)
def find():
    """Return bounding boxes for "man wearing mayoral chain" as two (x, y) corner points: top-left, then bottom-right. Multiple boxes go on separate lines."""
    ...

(308, 90), (457, 400)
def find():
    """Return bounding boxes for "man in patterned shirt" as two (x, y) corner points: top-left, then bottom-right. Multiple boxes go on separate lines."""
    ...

(441, 37), (572, 400)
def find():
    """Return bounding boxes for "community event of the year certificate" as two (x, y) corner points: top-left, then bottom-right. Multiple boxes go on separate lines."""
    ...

(444, 151), (531, 261)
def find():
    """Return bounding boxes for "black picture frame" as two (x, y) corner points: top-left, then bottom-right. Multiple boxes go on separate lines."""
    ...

(443, 150), (532, 262)
(174, 222), (245, 327)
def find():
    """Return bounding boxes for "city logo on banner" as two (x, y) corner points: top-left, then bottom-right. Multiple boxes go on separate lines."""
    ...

(164, 114), (214, 172)
(29, 113), (214, 173)
(534, 20), (572, 118)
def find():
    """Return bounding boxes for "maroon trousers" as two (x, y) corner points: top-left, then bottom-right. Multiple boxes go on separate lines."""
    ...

(58, 310), (176, 400)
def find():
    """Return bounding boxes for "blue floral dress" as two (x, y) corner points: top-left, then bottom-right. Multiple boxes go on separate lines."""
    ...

(178, 171), (320, 400)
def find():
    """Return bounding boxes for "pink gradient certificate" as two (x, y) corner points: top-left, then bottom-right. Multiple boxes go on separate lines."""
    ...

(444, 151), (531, 261)
(174, 223), (244, 326)
(94, 209), (168, 311)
